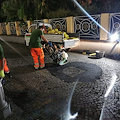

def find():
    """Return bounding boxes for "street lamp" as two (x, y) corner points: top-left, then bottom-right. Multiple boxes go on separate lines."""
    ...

(110, 32), (119, 42)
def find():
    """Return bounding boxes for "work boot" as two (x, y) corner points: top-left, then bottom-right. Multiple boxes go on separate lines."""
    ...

(34, 67), (39, 70)
(40, 65), (45, 69)
(5, 72), (12, 78)
(2, 79), (5, 85)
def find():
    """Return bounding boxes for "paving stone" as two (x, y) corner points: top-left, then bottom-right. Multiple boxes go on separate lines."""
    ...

(1, 42), (120, 120)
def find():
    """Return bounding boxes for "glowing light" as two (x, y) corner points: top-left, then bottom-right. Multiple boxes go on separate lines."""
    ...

(99, 73), (117, 120)
(63, 79), (79, 120)
(72, 0), (110, 35)
(104, 73), (117, 98)
(69, 112), (78, 119)
(65, 112), (78, 120)
(99, 101), (106, 120)
(110, 32), (119, 42)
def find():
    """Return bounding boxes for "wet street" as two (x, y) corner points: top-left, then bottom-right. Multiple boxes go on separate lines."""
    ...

(1, 41), (120, 120)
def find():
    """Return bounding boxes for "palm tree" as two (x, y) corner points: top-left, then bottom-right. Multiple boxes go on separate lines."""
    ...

(1, 0), (30, 22)
(31, 0), (46, 20)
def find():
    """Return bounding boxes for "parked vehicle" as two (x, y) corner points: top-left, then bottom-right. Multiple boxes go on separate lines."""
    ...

(24, 22), (80, 50)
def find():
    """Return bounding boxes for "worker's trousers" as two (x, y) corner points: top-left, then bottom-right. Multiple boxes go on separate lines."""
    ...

(30, 48), (45, 69)
(0, 58), (10, 73)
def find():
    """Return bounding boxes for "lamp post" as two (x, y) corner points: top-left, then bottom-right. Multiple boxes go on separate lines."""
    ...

(0, 78), (11, 120)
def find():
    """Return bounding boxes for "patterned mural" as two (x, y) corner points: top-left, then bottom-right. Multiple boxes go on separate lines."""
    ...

(34, 20), (44, 28)
(49, 18), (67, 32)
(110, 13), (120, 34)
(9, 22), (16, 34)
(1, 23), (7, 34)
(20, 22), (28, 35)
(74, 15), (100, 39)
(34, 20), (44, 24)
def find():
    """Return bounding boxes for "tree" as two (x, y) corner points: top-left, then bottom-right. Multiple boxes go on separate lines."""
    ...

(0, 0), (6, 22)
(1, 0), (30, 22)
(46, 8), (71, 19)
(45, 0), (74, 18)
(31, 0), (46, 20)
(1, 0), (47, 22)
(2, 0), (120, 23)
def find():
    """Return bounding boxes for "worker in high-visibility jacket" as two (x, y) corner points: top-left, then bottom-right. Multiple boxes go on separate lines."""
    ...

(29, 25), (52, 70)
(0, 44), (5, 78)
(0, 44), (10, 78)
(4, 58), (10, 74)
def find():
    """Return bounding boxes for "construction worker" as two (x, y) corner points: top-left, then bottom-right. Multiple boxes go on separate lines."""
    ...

(30, 25), (52, 70)
(4, 58), (10, 76)
(0, 43), (11, 79)
(0, 44), (5, 78)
